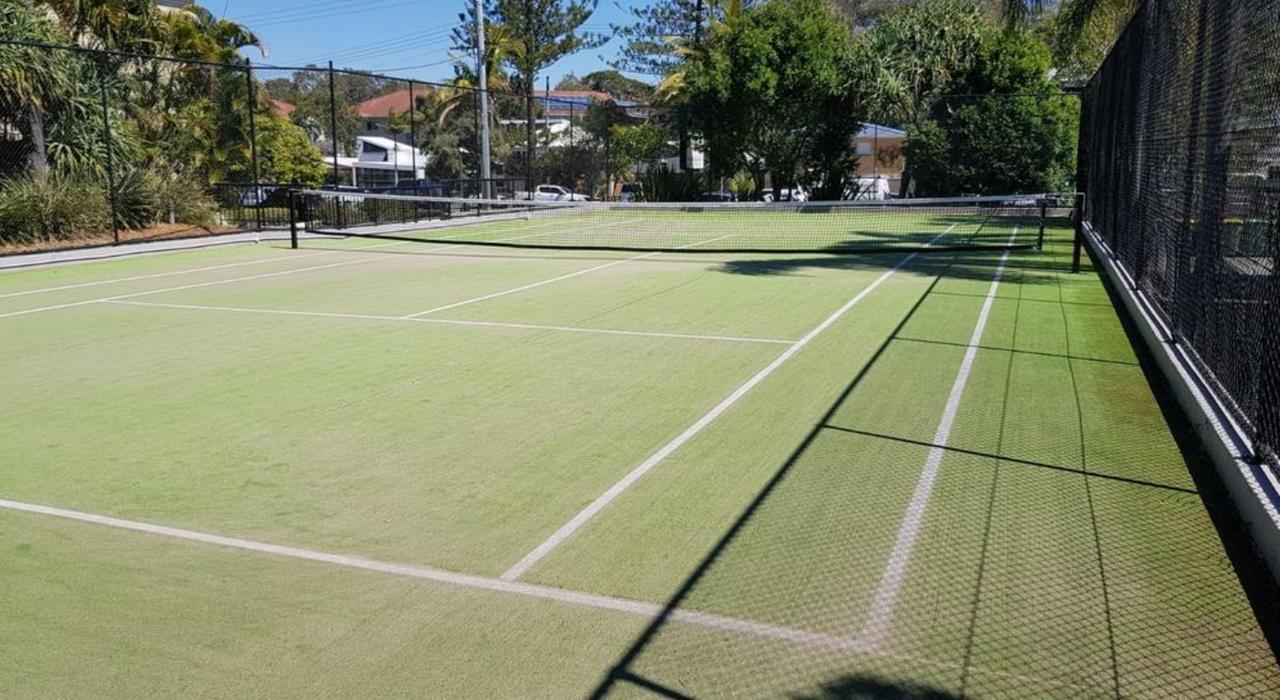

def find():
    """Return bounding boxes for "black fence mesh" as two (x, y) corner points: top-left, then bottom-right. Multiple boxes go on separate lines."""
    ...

(1079, 0), (1280, 469)
(0, 39), (679, 253)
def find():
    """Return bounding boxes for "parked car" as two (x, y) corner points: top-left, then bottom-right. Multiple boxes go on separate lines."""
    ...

(515, 184), (591, 202)
(239, 186), (277, 207)
(759, 186), (809, 203)
(696, 191), (738, 202)
(618, 183), (644, 202)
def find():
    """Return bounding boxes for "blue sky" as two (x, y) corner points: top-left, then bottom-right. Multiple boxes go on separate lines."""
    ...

(208, 0), (648, 86)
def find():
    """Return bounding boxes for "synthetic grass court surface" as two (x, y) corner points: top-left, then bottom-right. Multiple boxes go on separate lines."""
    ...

(1, 218), (1277, 697)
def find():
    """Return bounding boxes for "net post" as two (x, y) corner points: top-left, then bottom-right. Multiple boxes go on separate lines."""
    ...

(1072, 193), (1085, 273)
(288, 190), (299, 250)
(1037, 198), (1047, 250)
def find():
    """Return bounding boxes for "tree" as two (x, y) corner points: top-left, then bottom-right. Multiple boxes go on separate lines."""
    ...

(611, 0), (704, 77)
(865, 0), (988, 127)
(0, 3), (73, 174)
(906, 29), (1078, 195)
(254, 112), (327, 186)
(556, 70), (654, 100)
(682, 0), (872, 197)
(462, 0), (606, 179)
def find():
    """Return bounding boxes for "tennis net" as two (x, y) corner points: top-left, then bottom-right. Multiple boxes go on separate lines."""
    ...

(292, 190), (1062, 255)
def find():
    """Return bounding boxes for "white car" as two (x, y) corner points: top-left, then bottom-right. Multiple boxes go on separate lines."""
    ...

(759, 186), (809, 203)
(517, 185), (591, 202)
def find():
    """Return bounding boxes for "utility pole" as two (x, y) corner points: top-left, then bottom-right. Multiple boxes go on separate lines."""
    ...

(476, 0), (493, 199)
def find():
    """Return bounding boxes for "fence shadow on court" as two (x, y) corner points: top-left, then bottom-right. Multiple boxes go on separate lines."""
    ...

(587, 238), (1280, 698)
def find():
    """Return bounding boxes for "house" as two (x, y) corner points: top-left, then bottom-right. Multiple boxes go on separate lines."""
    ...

(270, 100), (295, 119)
(534, 90), (611, 119)
(855, 123), (907, 194)
(355, 89), (427, 142)
(331, 135), (425, 188)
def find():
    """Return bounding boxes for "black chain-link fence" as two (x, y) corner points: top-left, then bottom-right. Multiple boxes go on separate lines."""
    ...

(1079, 0), (1280, 469)
(0, 39), (669, 252)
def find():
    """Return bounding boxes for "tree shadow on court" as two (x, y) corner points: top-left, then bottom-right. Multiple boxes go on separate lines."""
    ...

(789, 674), (963, 700)
(714, 249), (1071, 279)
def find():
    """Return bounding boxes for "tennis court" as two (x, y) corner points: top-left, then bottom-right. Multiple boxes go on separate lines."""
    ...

(2, 202), (1277, 697)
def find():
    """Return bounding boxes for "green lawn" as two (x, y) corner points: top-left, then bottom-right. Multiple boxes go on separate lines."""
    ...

(1, 221), (1275, 697)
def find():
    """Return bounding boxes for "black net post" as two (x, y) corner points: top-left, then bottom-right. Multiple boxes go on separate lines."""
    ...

(288, 189), (299, 249)
(1037, 199), (1047, 250)
(1072, 193), (1085, 273)
(245, 59), (262, 232)
(97, 59), (120, 245)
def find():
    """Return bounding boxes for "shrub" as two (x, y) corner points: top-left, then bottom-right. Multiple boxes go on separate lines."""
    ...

(151, 175), (218, 228)
(636, 167), (703, 202)
(112, 169), (160, 230)
(0, 172), (110, 245)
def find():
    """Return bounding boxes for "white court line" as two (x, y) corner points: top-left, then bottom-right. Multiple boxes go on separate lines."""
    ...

(0, 214), (590, 300)
(856, 228), (1019, 651)
(0, 496), (1103, 696)
(0, 251), (335, 299)
(498, 229), (955, 582)
(107, 300), (795, 346)
(0, 223), (591, 322)
(399, 230), (724, 319)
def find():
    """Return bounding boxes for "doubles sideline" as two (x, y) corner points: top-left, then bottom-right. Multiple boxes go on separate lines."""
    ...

(856, 228), (1019, 650)
(498, 227), (957, 581)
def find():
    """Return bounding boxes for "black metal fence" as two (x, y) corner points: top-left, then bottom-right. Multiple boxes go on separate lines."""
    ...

(1079, 0), (1280, 466)
(0, 39), (653, 251)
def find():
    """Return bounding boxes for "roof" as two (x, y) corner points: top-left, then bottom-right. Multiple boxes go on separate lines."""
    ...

(858, 123), (907, 139)
(271, 99), (294, 118)
(356, 89), (428, 119)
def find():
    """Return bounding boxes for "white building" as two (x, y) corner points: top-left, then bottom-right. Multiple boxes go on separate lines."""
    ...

(332, 136), (425, 188)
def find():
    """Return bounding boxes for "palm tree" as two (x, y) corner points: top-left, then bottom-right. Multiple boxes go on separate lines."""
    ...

(1000, 0), (1140, 74)
(0, 3), (74, 174)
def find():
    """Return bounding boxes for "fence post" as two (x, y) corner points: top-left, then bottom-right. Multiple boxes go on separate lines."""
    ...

(408, 80), (418, 195)
(245, 59), (262, 232)
(327, 61), (344, 228)
(98, 62), (120, 244)
(328, 61), (341, 187)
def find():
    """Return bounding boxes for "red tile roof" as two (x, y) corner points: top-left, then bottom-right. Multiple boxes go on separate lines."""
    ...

(271, 99), (294, 118)
(356, 89), (428, 118)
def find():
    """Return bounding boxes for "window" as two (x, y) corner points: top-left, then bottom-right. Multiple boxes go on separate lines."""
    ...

(366, 121), (377, 131)
(856, 142), (873, 156)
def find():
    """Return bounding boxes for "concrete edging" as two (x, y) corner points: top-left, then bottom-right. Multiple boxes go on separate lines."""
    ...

(0, 230), (295, 271)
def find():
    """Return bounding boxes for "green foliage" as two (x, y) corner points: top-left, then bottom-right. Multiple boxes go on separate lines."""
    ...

(0, 3), (74, 174)
(636, 167), (702, 202)
(609, 123), (667, 175)
(255, 112), (327, 186)
(556, 70), (655, 100)
(864, 0), (988, 125)
(683, 0), (872, 195)
(150, 175), (217, 228)
(0, 172), (110, 244)
(907, 30), (1079, 195)
(112, 169), (160, 230)
(609, 0), (704, 76)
